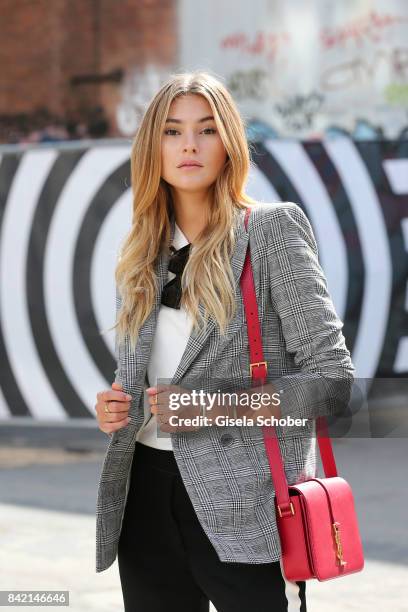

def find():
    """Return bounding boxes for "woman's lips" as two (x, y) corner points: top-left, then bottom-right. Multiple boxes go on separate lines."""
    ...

(177, 160), (204, 168)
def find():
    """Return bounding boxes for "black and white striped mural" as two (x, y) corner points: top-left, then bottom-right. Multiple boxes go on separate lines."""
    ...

(0, 139), (407, 422)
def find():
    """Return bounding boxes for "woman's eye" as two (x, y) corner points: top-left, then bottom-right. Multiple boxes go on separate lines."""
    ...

(164, 128), (216, 135)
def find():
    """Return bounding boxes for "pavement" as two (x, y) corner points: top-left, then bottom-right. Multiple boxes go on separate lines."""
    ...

(0, 425), (407, 611)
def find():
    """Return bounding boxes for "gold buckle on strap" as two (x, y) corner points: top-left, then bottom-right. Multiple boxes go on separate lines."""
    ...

(277, 502), (295, 517)
(249, 361), (268, 376)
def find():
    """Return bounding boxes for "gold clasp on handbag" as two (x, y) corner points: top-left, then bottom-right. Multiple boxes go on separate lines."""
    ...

(332, 521), (347, 566)
(277, 502), (295, 517)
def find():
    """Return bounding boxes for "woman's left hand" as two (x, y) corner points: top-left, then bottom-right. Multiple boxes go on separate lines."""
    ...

(146, 384), (202, 432)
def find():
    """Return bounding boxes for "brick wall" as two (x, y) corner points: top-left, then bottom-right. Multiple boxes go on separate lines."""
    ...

(0, 0), (177, 140)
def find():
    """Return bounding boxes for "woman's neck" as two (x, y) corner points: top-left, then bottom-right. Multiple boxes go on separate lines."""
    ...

(171, 195), (211, 244)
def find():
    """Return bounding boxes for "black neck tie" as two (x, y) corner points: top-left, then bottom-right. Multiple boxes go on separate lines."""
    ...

(161, 242), (191, 309)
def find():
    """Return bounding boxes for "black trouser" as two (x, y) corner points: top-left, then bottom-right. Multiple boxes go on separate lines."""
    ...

(117, 441), (307, 612)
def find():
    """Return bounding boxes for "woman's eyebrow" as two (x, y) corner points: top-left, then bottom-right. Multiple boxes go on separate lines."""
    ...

(165, 115), (215, 124)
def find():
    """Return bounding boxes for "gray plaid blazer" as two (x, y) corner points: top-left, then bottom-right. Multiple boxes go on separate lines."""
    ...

(95, 202), (355, 573)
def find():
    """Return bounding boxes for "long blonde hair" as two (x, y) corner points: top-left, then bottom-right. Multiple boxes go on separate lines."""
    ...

(112, 70), (257, 353)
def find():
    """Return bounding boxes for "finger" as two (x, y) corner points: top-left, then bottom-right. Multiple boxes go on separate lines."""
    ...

(99, 400), (130, 414)
(101, 414), (131, 434)
(112, 382), (123, 389)
(148, 393), (159, 407)
(96, 412), (127, 427)
(97, 412), (124, 429)
(149, 390), (166, 407)
(146, 385), (172, 396)
(101, 390), (132, 403)
(103, 411), (129, 424)
(95, 404), (129, 421)
(99, 415), (128, 429)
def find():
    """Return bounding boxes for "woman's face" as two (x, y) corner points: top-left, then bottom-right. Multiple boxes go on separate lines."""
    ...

(160, 93), (228, 196)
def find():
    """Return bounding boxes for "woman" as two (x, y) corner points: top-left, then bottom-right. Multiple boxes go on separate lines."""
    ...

(94, 71), (355, 612)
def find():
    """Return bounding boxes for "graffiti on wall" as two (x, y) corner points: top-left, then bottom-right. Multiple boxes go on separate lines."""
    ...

(179, 0), (408, 139)
(116, 64), (170, 136)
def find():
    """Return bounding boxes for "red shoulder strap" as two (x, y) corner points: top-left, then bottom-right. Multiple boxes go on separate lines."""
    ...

(240, 206), (338, 517)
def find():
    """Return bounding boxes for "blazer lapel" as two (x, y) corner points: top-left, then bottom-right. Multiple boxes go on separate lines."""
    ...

(131, 207), (250, 390)
(171, 208), (250, 385)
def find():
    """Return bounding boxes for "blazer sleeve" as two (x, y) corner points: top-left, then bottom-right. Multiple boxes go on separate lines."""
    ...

(266, 202), (355, 421)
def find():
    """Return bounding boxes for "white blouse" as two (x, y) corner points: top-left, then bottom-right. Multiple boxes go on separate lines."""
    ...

(136, 222), (193, 450)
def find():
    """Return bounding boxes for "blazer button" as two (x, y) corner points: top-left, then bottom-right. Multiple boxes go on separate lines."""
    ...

(220, 433), (234, 446)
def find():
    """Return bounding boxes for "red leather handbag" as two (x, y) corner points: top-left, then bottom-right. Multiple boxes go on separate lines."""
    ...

(240, 206), (365, 581)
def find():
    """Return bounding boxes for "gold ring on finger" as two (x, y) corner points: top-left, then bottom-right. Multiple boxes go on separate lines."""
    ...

(104, 402), (110, 414)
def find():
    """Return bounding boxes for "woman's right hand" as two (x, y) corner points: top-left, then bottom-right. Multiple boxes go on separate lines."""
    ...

(95, 382), (133, 435)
